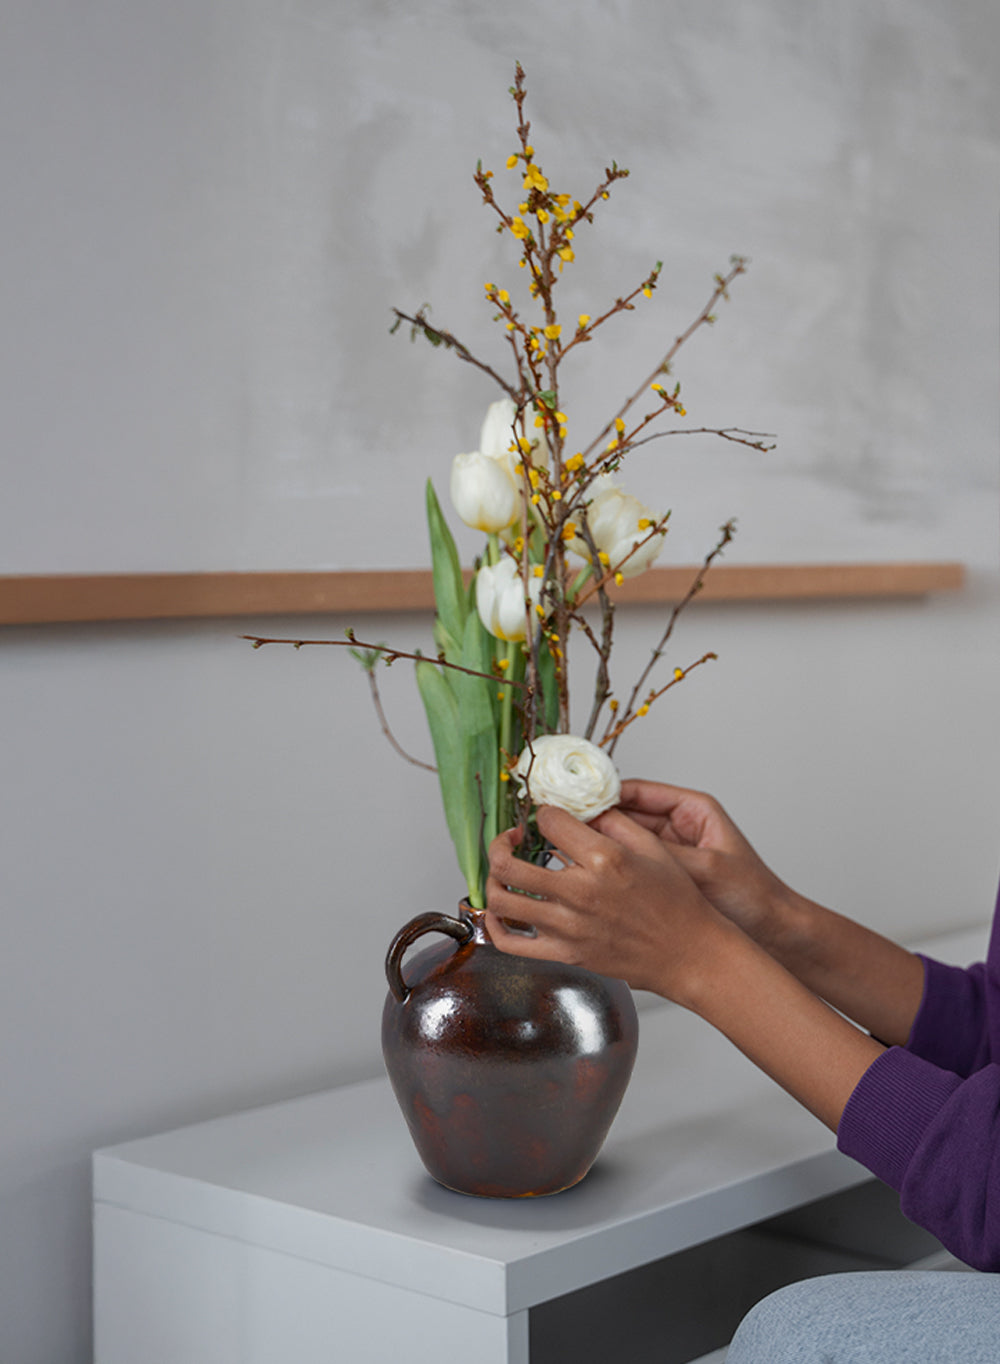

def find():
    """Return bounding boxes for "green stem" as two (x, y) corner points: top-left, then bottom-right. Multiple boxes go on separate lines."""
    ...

(499, 668), (514, 776)
(568, 563), (593, 601)
(498, 644), (525, 832)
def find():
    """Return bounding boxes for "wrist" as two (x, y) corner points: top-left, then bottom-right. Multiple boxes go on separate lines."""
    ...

(668, 913), (751, 1017)
(755, 882), (818, 956)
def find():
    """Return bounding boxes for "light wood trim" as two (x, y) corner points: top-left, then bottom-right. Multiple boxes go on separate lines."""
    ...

(0, 562), (965, 625)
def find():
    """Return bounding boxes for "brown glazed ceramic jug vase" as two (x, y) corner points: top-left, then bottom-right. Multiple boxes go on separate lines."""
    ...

(381, 904), (639, 1197)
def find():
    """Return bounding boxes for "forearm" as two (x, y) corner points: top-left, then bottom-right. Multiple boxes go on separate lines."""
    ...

(673, 920), (887, 1132)
(753, 887), (926, 1047)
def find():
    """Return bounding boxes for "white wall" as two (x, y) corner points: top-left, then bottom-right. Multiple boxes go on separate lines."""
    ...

(2, 2), (999, 1360)
(4, 0), (998, 575)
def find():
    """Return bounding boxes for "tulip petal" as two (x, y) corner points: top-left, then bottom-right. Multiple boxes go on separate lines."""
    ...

(479, 397), (518, 461)
(450, 451), (518, 533)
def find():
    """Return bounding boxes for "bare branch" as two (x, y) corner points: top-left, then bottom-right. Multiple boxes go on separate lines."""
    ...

(365, 668), (436, 772)
(627, 425), (776, 454)
(242, 633), (527, 690)
(580, 259), (750, 463)
(605, 519), (735, 757)
(390, 308), (520, 401)
(602, 651), (719, 749)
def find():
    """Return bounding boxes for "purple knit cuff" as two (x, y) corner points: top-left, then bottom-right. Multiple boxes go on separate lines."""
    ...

(837, 1046), (963, 1191)
(906, 954), (987, 1069)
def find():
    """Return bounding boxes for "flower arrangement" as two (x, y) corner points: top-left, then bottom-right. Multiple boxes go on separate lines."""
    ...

(248, 65), (772, 910)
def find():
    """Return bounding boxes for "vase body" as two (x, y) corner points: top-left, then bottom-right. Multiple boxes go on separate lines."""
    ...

(381, 905), (639, 1198)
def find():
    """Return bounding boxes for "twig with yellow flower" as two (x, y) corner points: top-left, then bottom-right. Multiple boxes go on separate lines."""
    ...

(248, 64), (774, 906)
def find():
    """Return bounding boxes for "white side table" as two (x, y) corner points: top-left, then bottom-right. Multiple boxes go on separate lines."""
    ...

(93, 924), (987, 1364)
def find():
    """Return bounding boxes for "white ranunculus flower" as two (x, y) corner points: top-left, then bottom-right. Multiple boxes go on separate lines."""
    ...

(475, 557), (541, 642)
(450, 450), (518, 533)
(513, 735), (621, 821)
(569, 476), (666, 578)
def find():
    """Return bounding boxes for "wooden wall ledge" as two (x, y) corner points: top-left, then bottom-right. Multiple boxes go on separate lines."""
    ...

(0, 563), (965, 626)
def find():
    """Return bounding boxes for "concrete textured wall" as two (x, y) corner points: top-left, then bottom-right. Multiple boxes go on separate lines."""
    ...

(2, 2), (998, 1359)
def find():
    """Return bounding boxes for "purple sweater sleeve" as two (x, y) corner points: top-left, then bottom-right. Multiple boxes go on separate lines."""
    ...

(906, 954), (991, 1075)
(837, 952), (1000, 1269)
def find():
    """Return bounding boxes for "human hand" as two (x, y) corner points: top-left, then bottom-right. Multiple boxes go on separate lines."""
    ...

(485, 803), (734, 1001)
(489, 799), (891, 1135)
(613, 780), (795, 949)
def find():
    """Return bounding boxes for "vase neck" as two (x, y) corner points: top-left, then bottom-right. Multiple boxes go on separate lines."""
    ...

(459, 902), (490, 944)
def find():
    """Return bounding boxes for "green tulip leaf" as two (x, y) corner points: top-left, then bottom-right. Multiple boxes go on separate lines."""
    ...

(432, 617), (462, 661)
(426, 479), (466, 662)
(535, 634), (560, 734)
(451, 610), (500, 856)
(415, 659), (483, 905)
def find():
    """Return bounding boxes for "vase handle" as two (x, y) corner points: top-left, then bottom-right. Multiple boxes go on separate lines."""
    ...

(385, 912), (474, 1004)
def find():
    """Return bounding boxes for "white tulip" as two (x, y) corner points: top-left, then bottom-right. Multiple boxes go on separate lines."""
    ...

(569, 476), (666, 578)
(479, 397), (520, 463)
(475, 557), (541, 642)
(479, 397), (550, 478)
(513, 735), (621, 821)
(450, 450), (518, 533)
